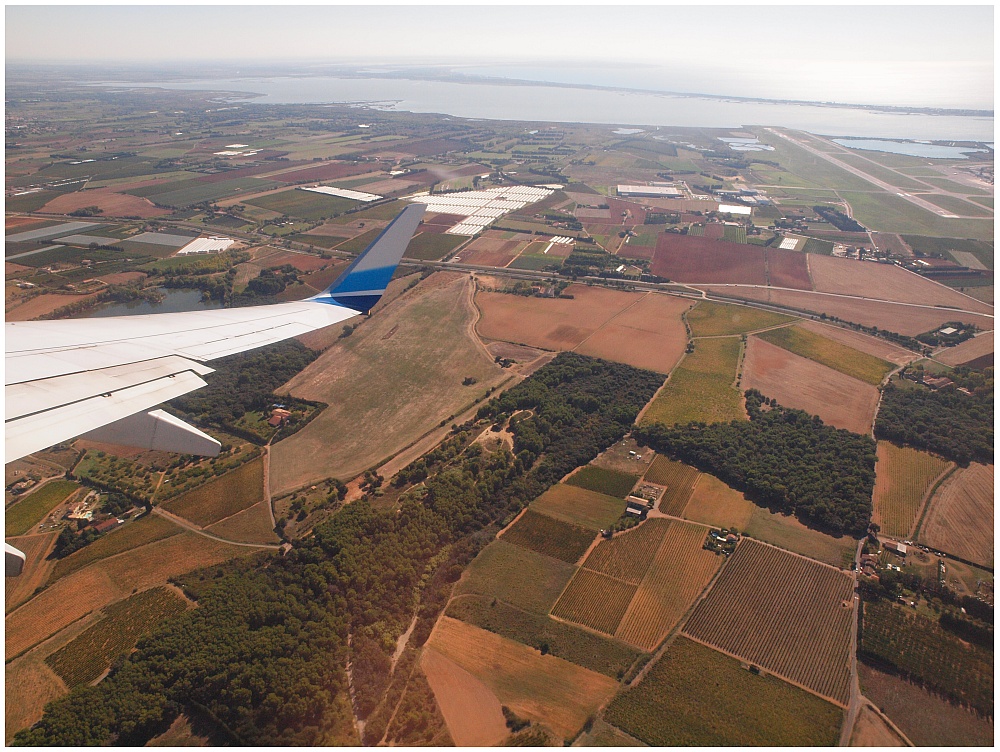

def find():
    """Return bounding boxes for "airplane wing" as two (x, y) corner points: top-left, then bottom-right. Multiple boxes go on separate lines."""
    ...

(4, 203), (425, 465)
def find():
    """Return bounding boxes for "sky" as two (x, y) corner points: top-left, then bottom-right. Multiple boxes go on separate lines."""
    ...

(5, 4), (995, 109)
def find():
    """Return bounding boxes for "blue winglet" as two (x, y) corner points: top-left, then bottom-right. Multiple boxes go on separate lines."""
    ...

(309, 203), (426, 313)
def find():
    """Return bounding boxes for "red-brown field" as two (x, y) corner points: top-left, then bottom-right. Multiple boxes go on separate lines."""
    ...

(683, 539), (854, 706)
(651, 234), (767, 285)
(5, 217), (48, 230)
(607, 199), (648, 226)
(40, 188), (170, 218)
(6, 293), (101, 322)
(575, 292), (692, 374)
(700, 286), (994, 336)
(797, 319), (917, 366)
(419, 213), (465, 233)
(935, 333), (994, 367)
(272, 162), (373, 183)
(766, 247), (813, 290)
(421, 648), (508, 746)
(742, 337), (879, 434)
(703, 224), (725, 240)
(919, 463), (993, 568)
(457, 236), (523, 267)
(808, 254), (993, 313)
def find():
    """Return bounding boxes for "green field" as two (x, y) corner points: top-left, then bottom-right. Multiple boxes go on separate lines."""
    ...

(530, 483), (626, 531)
(802, 237), (835, 255)
(901, 235), (994, 270)
(5, 480), (80, 537)
(245, 189), (358, 220)
(920, 177), (990, 196)
(403, 232), (466, 261)
(336, 227), (383, 254)
(500, 509), (596, 564)
(446, 596), (641, 678)
(722, 225), (747, 243)
(50, 514), (182, 583)
(452, 540), (575, 614)
(161, 458), (264, 527)
(745, 506), (856, 569)
(685, 301), (794, 337)
(916, 194), (994, 218)
(756, 325), (893, 385)
(641, 338), (745, 426)
(604, 636), (843, 746)
(45, 587), (188, 688)
(839, 191), (993, 240)
(131, 178), (280, 208)
(325, 200), (406, 224)
(565, 466), (639, 499)
(755, 131), (878, 191)
(508, 253), (559, 271)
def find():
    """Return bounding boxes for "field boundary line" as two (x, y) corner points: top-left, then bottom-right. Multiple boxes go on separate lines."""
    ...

(862, 700), (915, 747)
(569, 291), (649, 354)
(680, 632), (848, 709)
(5, 609), (104, 666)
(741, 532), (857, 574)
(151, 508), (282, 550)
(906, 458), (956, 541)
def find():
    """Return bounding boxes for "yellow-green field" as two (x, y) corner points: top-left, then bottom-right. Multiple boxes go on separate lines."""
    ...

(5, 481), (80, 537)
(641, 338), (744, 427)
(162, 457), (264, 528)
(530, 483), (625, 531)
(745, 507), (856, 569)
(756, 325), (894, 385)
(872, 442), (952, 539)
(686, 301), (794, 337)
(681, 473), (754, 530)
(452, 540), (575, 614)
(203, 500), (279, 544)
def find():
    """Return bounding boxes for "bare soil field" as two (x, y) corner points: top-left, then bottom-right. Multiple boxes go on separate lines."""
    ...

(935, 332), (994, 367)
(485, 341), (546, 365)
(273, 273), (505, 493)
(40, 187), (171, 218)
(420, 212), (466, 233)
(797, 319), (917, 366)
(766, 247), (813, 290)
(615, 520), (721, 651)
(6, 292), (100, 322)
(871, 233), (912, 257)
(683, 539), (854, 706)
(871, 443), (951, 539)
(591, 438), (655, 475)
(808, 254), (993, 313)
(651, 234), (767, 285)
(743, 337), (879, 434)
(575, 292), (692, 373)
(849, 704), (907, 747)
(745, 506), (856, 569)
(4, 532), (58, 613)
(6, 532), (249, 659)
(700, 285), (995, 336)
(681, 473), (754, 530)
(919, 462), (993, 567)
(420, 647), (508, 747)
(204, 500), (279, 544)
(457, 236), (523, 267)
(5, 216), (50, 231)
(476, 284), (636, 351)
(425, 617), (619, 740)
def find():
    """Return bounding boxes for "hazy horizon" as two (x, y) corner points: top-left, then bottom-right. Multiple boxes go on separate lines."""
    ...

(5, 5), (994, 110)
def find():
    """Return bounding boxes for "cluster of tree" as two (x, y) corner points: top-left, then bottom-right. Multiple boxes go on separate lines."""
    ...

(68, 206), (103, 217)
(15, 354), (662, 745)
(52, 522), (102, 559)
(875, 382), (993, 465)
(812, 205), (866, 232)
(634, 390), (877, 536)
(168, 341), (319, 432)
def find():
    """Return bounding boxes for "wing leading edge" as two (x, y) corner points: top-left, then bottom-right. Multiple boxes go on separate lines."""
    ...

(4, 204), (425, 465)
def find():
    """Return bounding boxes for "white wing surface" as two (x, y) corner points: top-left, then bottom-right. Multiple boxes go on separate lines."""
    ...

(5, 204), (425, 464)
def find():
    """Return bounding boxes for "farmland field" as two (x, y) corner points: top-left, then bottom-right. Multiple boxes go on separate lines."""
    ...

(550, 568), (639, 635)
(860, 599), (992, 715)
(272, 273), (505, 493)
(650, 234), (767, 284)
(565, 466), (639, 499)
(5, 480), (80, 537)
(765, 247), (813, 289)
(425, 617), (620, 740)
(452, 540), (575, 614)
(935, 332), (994, 367)
(642, 456), (700, 515)
(604, 636), (843, 746)
(245, 189), (357, 220)
(615, 521), (720, 651)
(445, 596), (640, 678)
(681, 473), (754, 529)
(640, 337), (744, 427)
(49, 514), (182, 583)
(871, 443), (951, 539)
(683, 539), (854, 705)
(45, 587), (188, 688)
(918, 462), (993, 567)
(857, 663), (995, 747)
(404, 232), (465, 261)
(500, 509), (595, 564)
(162, 457), (264, 528)
(745, 506), (857, 569)
(699, 285), (995, 336)
(582, 518), (671, 583)
(420, 648), (508, 747)
(796, 319), (917, 366)
(848, 704), (907, 747)
(743, 337), (879, 434)
(529, 483), (625, 531)
(4, 532), (58, 613)
(203, 500), (280, 544)
(756, 324), (894, 385)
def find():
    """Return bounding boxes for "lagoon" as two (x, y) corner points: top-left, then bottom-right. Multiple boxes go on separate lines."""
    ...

(77, 288), (223, 319)
(831, 139), (989, 159)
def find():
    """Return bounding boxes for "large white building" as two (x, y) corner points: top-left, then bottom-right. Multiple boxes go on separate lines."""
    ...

(617, 184), (681, 198)
(176, 236), (236, 255)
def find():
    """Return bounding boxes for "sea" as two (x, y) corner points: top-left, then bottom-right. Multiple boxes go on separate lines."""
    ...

(102, 75), (994, 142)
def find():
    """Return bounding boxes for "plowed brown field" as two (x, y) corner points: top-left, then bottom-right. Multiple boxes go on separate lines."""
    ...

(421, 648), (508, 746)
(40, 188), (170, 218)
(935, 333), (994, 367)
(742, 337), (880, 434)
(651, 235), (766, 284)
(919, 463), (993, 568)
(766, 248), (813, 290)
(683, 539), (854, 706)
